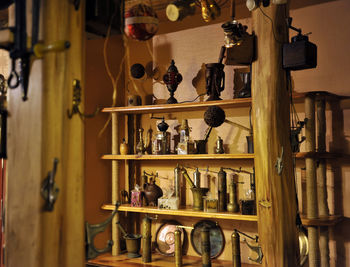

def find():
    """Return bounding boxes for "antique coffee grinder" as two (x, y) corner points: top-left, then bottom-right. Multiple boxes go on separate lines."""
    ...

(152, 117), (170, 154)
(163, 60), (183, 104)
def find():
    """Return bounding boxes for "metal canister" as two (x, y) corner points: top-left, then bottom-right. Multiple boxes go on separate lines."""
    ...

(231, 230), (241, 267)
(174, 164), (181, 203)
(142, 216), (152, 263)
(215, 136), (224, 154)
(218, 168), (227, 212)
(193, 167), (201, 188)
(227, 182), (239, 213)
(201, 226), (211, 267)
(175, 228), (182, 267)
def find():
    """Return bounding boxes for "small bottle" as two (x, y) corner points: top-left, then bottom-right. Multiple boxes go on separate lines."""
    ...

(215, 136), (224, 154)
(120, 138), (128, 155)
(136, 128), (145, 154)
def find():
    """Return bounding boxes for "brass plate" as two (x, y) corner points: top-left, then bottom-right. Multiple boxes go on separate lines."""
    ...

(190, 220), (225, 259)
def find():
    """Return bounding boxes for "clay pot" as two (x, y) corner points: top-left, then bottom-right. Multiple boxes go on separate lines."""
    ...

(143, 178), (163, 206)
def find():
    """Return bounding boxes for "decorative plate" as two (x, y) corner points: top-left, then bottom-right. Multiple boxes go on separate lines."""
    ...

(190, 220), (225, 258)
(155, 220), (187, 256)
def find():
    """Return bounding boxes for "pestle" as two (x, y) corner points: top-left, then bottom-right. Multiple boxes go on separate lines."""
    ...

(116, 221), (129, 238)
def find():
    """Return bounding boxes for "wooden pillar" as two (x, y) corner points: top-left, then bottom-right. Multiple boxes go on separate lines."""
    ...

(6, 1), (85, 267)
(112, 112), (120, 255)
(305, 94), (320, 267)
(316, 95), (330, 267)
(251, 4), (298, 267)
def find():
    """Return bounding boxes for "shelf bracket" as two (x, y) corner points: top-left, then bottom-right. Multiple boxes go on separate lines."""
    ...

(85, 203), (120, 260)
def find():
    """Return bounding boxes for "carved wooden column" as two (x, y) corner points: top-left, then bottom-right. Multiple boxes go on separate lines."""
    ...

(251, 3), (299, 266)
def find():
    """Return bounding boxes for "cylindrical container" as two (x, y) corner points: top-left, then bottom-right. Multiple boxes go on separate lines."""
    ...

(174, 164), (181, 204)
(193, 167), (201, 188)
(201, 227), (211, 267)
(227, 182), (239, 213)
(246, 135), (254, 153)
(218, 168), (227, 212)
(175, 228), (182, 267)
(231, 230), (241, 267)
(215, 136), (224, 154)
(142, 216), (152, 263)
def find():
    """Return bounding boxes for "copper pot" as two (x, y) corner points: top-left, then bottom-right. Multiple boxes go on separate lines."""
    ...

(144, 178), (163, 206)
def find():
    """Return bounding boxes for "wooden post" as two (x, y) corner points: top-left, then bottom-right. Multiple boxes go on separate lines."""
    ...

(305, 94), (320, 267)
(251, 4), (298, 266)
(316, 95), (330, 267)
(112, 112), (120, 255)
(6, 1), (85, 267)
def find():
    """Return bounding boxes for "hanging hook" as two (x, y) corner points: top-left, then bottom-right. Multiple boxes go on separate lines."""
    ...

(67, 79), (100, 119)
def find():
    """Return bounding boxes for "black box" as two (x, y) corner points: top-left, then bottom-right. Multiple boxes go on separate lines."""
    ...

(283, 35), (317, 71)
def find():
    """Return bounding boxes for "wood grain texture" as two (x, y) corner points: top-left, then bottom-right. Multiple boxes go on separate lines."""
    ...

(102, 153), (255, 160)
(251, 4), (299, 267)
(102, 204), (258, 221)
(87, 253), (258, 267)
(304, 96), (320, 267)
(7, 1), (85, 267)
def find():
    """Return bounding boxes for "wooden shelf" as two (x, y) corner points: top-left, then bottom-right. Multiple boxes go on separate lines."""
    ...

(301, 215), (343, 227)
(295, 152), (349, 159)
(101, 153), (255, 160)
(102, 98), (253, 114)
(102, 204), (258, 222)
(86, 253), (257, 267)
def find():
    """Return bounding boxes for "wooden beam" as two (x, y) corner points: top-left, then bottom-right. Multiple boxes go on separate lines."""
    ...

(251, 3), (299, 266)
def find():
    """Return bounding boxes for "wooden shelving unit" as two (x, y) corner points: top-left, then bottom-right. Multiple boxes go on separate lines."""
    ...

(301, 215), (343, 227)
(101, 152), (348, 161)
(87, 253), (257, 267)
(102, 204), (258, 221)
(101, 93), (310, 115)
(101, 153), (255, 160)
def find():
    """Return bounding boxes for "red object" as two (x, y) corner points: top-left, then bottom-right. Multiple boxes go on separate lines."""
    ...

(124, 4), (159, 41)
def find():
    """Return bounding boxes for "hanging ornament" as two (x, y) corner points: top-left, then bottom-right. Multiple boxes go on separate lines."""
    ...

(124, 4), (159, 41)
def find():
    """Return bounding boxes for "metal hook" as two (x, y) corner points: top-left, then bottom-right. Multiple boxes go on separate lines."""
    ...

(8, 60), (20, 89)
(67, 79), (99, 119)
(41, 158), (60, 212)
(242, 238), (263, 264)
